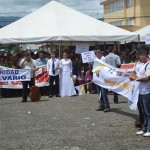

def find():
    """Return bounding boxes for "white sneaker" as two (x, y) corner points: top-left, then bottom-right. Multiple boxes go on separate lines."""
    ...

(136, 131), (145, 135)
(143, 132), (150, 137)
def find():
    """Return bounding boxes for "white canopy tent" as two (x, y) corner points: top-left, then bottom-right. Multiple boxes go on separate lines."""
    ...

(134, 25), (150, 42)
(0, 1), (138, 44)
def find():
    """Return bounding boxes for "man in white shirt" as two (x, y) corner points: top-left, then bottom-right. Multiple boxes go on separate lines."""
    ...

(105, 47), (121, 104)
(19, 52), (38, 102)
(47, 51), (60, 98)
(129, 48), (150, 137)
(93, 48), (110, 112)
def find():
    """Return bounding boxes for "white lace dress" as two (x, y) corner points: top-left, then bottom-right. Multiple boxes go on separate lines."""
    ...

(59, 59), (76, 97)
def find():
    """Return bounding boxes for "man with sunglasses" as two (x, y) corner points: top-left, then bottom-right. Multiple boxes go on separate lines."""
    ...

(93, 47), (110, 112)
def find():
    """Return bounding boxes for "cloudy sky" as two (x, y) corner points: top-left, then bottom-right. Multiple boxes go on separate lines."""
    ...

(0, 0), (104, 19)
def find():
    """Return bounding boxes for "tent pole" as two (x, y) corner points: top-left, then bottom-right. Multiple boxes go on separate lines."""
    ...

(59, 42), (61, 59)
(104, 42), (106, 51)
(138, 34), (140, 47)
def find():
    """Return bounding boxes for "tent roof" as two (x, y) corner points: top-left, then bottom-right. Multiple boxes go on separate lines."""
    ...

(0, 1), (138, 44)
(135, 25), (150, 42)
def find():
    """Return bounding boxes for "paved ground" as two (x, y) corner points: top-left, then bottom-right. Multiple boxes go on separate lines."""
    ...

(0, 94), (150, 150)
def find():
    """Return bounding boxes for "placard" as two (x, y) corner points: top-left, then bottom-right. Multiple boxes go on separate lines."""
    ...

(145, 34), (150, 45)
(75, 44), (89, 54)
(81, 51), (95, 63)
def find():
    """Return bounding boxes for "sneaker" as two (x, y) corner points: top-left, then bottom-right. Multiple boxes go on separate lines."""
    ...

(103, 107), (110, 112)
(136, 131), (145, 135)
(56, 95), (61, 97)
(96, 105), (104, 111)
(21, 99), (27, 103)
(143, 132), (150, 137)
(48, 95), (53, 98)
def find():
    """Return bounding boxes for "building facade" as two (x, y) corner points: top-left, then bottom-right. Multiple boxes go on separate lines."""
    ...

(101, 0), (150, 31)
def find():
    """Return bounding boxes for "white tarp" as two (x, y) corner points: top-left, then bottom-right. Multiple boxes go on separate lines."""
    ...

(0, 1), (138, 44)
(135, 25), (150, 42)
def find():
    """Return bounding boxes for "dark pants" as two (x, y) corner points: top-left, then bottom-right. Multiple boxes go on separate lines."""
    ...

(113, 92), (118, 102)
(49, 75), (59, 96)
(22, 78), (34, 100)
(140, 94), (150, 132)
(137, 96), (144, 124)
(99, 87), (109, 107)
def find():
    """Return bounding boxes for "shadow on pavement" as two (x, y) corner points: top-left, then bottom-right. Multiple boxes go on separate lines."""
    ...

(111, 108), (138, 120)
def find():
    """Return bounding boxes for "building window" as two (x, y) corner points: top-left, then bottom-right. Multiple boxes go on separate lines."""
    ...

(127, 18), (132, 25)
(110, 20), (122, 26)
(109, 0), (123, 13)
(126, 0), (132, 8)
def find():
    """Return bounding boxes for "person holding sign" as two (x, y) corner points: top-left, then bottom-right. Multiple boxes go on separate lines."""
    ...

(19, 52), (38, 102)
(59, 52), (76, 97)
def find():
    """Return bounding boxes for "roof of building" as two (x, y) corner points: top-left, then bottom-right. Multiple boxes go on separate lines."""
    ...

(101, 0), (116, 5)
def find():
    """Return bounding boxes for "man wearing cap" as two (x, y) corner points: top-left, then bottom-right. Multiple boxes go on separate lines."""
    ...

(19, 52), (38, 102)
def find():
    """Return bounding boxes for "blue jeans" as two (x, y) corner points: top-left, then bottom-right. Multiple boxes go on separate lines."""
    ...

(139, 94), (150, 132)
(96, 85), (101, 94)
(99, 87), (109, 106)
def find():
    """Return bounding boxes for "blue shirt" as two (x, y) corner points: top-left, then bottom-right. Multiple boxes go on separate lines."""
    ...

(36, 58), (48, 66)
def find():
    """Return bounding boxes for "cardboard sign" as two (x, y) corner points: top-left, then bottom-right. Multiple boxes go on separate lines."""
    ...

(75, 44), (89, 54)
(81, 51), (95, 63)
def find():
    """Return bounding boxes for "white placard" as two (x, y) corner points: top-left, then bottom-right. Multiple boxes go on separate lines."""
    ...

(145, 34), (150, 45)
(75, 44), (89, 54)
(81, 51), (95, 63)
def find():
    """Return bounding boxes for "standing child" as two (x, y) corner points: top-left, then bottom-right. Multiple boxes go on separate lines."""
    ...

(85, 64), (93, 93)
(77, 66), (85, 85)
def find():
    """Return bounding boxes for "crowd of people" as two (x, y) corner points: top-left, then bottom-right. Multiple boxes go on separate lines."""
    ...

(0, 45), (138, 98)
(1, 44), (150, 137)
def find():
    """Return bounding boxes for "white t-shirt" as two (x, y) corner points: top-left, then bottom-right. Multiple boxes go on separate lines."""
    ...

(105, 53), (121, 67)
(133, 61), (144, 77)
(138, 61), (150, 95)
(20, 58), (37, 78)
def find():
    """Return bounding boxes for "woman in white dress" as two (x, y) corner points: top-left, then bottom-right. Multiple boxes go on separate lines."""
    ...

(59, 52), (76, 97)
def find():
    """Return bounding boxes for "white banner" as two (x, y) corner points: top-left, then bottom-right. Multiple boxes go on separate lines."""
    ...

(81, 51), (96, 63)
(93, 58), (139, 110)
(0, 66), (49, 89)
(75, 44), (89, 54)
(0, 68), (31, 81)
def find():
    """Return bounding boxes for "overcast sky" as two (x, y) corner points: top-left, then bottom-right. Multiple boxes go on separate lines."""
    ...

(0, 0), (104, 19)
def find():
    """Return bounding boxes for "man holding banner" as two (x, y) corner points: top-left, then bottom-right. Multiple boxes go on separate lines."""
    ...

(19, 52), (38, 102)
(93, 47), (110, 112)
(131, 48), (150, 137)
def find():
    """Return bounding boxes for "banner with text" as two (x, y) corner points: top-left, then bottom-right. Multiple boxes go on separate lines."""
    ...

(0, 66), (49, 89)
(0, 68), (31, 82)
(81, 51), (96, 63)
(93, 58), (139, 110)
(75, 44), (89, 54)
